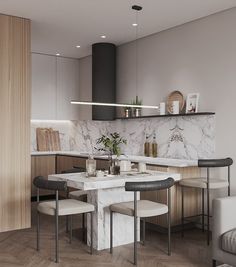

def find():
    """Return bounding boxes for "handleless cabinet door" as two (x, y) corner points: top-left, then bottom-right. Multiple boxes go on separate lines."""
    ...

(56, 57), (80, 120)
(32, 53), (57, 119)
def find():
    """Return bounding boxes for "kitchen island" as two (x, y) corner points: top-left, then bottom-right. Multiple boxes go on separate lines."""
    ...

(49, 170), (181, 250)
(31, 151), (201, 229)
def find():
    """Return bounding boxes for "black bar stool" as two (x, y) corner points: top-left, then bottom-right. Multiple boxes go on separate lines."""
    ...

(110, 177), (175, 265)
(180, 158), (233, 245)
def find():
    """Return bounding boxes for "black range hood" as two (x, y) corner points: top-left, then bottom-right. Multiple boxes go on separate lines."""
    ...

(92, 43), (116, 120)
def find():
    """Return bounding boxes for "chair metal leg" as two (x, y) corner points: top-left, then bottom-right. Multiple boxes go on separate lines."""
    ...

(110, 211), (113, 254)
(202, 188), (205, 232)
(69, 215), (72, 244)
(66, 216), (69, 233)
(167, 210), (171, 255)
(207, 186), (210, 246)
(82, 213), (85, 243)
(90, 212), (93, 255)
(212, 259), (217, 267)
(37, 211), (40, 251)
(134, 215), (138, 265)
(55, 214), (59, 263)
(142, 218), (146, 246)
(181, 186), (184, 237)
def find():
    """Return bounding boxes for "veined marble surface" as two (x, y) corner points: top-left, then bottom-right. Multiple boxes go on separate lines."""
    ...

(48, 170), (181, 190)
(31, 114), (215, 160)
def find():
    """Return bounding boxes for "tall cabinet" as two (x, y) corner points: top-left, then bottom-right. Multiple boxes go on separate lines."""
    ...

(0, 15), (31, 232)
(32, 54), (80, 120)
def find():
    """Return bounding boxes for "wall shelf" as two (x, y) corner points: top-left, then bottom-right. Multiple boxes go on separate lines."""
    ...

(116, 112), (215, 120)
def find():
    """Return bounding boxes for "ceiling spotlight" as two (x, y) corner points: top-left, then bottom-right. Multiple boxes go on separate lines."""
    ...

(101, 35), (106, 39)
(132, 23), (138, 26)
(56, 53), (60, 56)
(76, 45), (81, 48)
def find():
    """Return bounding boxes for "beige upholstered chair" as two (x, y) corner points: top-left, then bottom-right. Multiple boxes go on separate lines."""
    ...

(212, 196), (236, 267)
(110, 178), (175, 265)
(33, 176), (94, 263)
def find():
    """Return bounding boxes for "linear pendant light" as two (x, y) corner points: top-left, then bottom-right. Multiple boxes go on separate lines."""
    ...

(71, 5), (159, 111)
(71, 100), (159, 109)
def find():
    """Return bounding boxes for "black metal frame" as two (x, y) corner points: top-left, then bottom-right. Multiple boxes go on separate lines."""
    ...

(181, 158), (233, 246)
(110, 177), (174, 265)
(34, 176), (93, 263)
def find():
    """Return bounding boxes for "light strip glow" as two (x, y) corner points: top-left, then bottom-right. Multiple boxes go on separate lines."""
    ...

(71, 101), (159, 109)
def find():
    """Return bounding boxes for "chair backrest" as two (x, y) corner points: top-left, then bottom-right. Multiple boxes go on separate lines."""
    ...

(125, 177), (174, 192)
(33, 176), (67, 192)
(198, 158), (233, 168)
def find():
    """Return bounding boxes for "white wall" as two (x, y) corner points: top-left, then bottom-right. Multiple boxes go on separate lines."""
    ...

(117, 8), (236, 194)
(78, 8), (236, 193)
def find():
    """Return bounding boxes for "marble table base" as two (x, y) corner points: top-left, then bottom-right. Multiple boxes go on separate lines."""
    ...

(86, 187), (140, 250)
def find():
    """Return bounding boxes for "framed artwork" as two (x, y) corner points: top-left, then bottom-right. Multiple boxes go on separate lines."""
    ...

(186, 93), (199, 113)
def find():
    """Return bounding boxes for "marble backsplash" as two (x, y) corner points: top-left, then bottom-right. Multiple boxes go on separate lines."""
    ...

(31, 115), (215, 160)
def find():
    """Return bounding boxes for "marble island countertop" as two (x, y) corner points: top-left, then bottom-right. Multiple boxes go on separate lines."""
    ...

(31, 151), (198, 167)
(49, 170), (181, 191)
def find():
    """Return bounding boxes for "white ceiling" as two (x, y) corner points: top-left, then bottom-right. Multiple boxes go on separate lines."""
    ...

(0, 0), (236, 58)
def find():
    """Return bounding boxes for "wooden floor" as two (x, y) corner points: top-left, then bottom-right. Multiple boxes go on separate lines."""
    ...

(0, 204), (212, 267)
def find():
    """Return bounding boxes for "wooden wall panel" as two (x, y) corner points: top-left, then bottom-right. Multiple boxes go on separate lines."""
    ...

(0, 15), (31, 232)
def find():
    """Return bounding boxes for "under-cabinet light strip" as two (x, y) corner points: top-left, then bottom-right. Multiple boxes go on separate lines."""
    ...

(71, 101), (159, 109)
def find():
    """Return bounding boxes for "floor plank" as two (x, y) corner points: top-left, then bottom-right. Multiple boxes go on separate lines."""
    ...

(0, 204), (212, 267)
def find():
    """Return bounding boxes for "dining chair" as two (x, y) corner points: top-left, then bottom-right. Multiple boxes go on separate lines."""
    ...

(109, 177), (175, 265)
(180, 157), (233, 245)
(33, 176), (94, 263)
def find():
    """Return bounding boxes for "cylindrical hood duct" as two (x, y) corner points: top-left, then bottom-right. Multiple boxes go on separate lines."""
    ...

(92, 43), (116, 120)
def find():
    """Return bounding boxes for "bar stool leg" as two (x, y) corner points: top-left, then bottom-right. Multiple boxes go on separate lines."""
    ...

(207, 186), (210, 245)
(110, 211), (113, 254)
(142, 218), (146, 246)
(82, 213), (85, 242)
(69, 215), (73, 244)
(202, 188), (205, 232)
(212, 259), (217, 267)
(134, 215), (138, 265)
(181, 186), (184, 237)
(37, 211), (40, 251)
(55, 214), (59, 263)
(90, 212), (93, 255)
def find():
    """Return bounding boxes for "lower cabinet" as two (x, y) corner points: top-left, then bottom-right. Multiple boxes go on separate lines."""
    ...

(56, 155), (86, 174)
(31, 155), (56, 197)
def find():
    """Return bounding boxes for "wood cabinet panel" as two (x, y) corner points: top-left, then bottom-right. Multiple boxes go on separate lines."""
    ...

(0, 15), (31, 232)
(56, 156), (86, 174)
(31, 156), (56, 196)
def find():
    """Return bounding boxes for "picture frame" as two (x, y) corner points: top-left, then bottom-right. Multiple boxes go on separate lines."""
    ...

(186, 93), (199, 113)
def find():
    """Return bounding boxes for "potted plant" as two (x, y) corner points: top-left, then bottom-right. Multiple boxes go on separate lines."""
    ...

(131, 96), (142, 117)
(96, 132), (127, 174)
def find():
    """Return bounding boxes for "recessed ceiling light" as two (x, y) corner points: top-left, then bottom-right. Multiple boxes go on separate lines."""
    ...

(132, 23), (138, 26)
(56, 53), (60, 56)
(76, 45), (81, 48)
(101, 35), (106, 39)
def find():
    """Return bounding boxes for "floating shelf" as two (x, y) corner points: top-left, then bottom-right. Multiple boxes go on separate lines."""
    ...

(116, 112), (215, 120)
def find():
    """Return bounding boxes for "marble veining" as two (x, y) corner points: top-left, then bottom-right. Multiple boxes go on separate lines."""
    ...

(31, 115), (215, 160)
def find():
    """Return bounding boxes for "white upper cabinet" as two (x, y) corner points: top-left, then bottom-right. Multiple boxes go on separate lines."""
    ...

(31, 53), (80, 120)
(56, 57), (80, 120)
(32, 53), (57, 119)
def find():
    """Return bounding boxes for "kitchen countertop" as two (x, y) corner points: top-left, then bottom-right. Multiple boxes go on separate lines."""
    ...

(31, 151), (198, 167)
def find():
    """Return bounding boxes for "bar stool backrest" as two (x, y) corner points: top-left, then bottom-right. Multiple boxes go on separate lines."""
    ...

(198, 158), (233, 168)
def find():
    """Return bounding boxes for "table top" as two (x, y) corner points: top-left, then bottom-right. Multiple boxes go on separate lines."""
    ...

(48, 170), (181, 191)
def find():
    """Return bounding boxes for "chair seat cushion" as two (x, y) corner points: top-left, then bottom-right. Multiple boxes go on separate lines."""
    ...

(179, 178), (228, 189)
(110, 200), (168, 218)
(222, 228), (236, 255)
(69, 190), (87, 199)
(38, 199), (94, 216)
